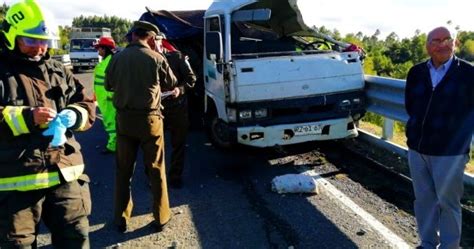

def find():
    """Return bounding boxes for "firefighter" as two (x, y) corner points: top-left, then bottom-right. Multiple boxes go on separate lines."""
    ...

(0, 0), (96, 248)
(93, 36), (116, 154)
(105, 21), (177, 233)
(161, 39), (197, 188)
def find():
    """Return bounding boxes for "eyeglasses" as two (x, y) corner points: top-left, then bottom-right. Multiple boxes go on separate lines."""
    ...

(18, 36), (50, 47)
(429, 37), (454, 46)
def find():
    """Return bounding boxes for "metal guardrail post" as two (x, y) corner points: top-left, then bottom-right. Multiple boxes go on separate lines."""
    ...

(382, 118), (394, 140)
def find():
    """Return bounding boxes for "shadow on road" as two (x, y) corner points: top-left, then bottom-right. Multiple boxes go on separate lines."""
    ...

(40, 118), (358, 248)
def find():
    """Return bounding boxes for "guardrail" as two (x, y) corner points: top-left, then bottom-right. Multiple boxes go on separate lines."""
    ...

(361, 75), (474, 185)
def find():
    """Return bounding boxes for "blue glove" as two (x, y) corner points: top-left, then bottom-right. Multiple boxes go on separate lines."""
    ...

(42, 109), (77, 147)
(42, 117), (67, 147)
(57, 109), (77, 128)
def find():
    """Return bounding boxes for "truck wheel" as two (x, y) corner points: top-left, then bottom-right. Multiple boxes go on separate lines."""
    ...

(73, 67), (79, 73)
(208, 115), (233, 149)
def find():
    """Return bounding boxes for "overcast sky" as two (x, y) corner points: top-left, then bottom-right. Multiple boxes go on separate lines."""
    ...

(4, 0), (472, 39)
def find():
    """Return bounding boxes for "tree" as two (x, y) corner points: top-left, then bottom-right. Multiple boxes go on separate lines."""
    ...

(459, 39), (474, 61)
(0, 2), (9, 20)
(72, 15), (132, 45)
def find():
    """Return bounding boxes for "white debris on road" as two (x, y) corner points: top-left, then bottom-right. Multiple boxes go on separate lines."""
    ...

(271, 173), (319, 194)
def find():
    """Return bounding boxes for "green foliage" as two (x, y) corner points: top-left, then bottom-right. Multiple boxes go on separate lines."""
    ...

(362, 113), (406, 134)
(0, 3), (8, 20)
(362, 112), (384, 127)
(459, 39), (474, 61)
(316, 24), (474, 80)
(72, 15), (132, 46)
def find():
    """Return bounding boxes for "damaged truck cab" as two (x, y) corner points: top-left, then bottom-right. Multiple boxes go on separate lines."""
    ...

(202, 0), (366, 147)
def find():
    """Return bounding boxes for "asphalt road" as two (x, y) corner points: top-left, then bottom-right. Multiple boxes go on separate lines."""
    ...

(36, 71), (419, 248)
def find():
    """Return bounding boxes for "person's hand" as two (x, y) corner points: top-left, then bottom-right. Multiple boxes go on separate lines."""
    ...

(172, 87), (180, 98)
(32, 107), (56, 126)
(57, 109), (77, 128)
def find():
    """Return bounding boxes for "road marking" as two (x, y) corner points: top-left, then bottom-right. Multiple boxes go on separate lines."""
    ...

(305, 170), (410, 249)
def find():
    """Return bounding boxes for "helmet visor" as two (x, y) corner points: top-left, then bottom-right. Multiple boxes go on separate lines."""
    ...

(18, 36), (60, 49)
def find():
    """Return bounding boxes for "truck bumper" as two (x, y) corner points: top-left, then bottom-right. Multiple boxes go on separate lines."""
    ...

(237, 116), (357, 147)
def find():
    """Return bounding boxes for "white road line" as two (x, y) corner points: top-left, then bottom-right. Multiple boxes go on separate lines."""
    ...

(305, 170), (410, 249)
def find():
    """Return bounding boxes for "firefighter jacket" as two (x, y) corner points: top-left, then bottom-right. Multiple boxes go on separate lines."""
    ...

(162, 50), (196, 108)
(105, 41), (177, 116)
(0, 50), (96, 191)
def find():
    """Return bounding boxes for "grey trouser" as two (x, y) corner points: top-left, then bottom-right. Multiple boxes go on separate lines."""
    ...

(408, 150), (467, 249)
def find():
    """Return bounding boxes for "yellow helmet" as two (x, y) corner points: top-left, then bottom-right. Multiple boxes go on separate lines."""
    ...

(1, 0), (59, 50)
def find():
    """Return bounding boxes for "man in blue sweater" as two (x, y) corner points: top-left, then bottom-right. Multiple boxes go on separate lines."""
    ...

(405, 26), (474, 249)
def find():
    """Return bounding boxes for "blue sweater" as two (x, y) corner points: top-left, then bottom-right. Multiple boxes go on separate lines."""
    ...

(405, 57), (474, 155)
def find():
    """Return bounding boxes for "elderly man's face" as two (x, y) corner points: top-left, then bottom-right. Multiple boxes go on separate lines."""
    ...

(426, 27), (455, 67)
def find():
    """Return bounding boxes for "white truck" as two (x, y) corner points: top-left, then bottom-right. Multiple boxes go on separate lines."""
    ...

(141, 0), (366, 148)
(69, 27), (111, 73)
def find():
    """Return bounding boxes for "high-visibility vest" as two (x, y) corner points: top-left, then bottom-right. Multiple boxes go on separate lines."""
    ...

(94, 55), (112, 87)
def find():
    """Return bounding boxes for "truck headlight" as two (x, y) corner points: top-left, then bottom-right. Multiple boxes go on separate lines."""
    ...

(239, 110), (252, 120)
(254, 108), (268, 118)
(352, 98), (361, 108)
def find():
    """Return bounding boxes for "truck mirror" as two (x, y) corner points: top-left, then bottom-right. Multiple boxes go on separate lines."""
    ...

(206, 31), (223, 61)
(232, 9), (271, 22)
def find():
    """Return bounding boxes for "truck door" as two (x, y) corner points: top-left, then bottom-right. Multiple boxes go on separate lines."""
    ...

(204, 16), (226, 108)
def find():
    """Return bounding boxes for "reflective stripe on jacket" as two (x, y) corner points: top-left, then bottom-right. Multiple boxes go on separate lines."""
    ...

(2, 106), (30, 136)
(0, 52), (96, 191)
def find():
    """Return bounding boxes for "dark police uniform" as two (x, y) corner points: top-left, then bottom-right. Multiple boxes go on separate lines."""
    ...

(105, 21), (177, 230)
(163, 50), (196, 187)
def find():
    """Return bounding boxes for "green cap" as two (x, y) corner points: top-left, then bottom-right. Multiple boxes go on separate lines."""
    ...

(132, 20), (160, 35)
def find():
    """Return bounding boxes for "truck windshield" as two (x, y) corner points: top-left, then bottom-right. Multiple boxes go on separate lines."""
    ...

(70, 39), (96, 52)
(231, 22), (297, 55)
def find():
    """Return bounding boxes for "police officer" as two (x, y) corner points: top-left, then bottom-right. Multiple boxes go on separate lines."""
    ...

(105, 21), (177, 233)
(0, 0), (96, 248)
(93, 36), (116, 154)
(161, 39), (196, 188)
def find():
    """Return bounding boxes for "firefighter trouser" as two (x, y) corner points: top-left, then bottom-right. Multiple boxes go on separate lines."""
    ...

(163, 101), (189, 181)
(0, 177), (91, 249)
(94, 85), (116, 151)
(114, 112), (171, 227)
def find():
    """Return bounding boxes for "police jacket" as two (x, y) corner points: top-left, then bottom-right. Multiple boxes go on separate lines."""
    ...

(162, 51), (196, 108)
(0, 50), (96, 191)
(405, 57), (474, 155)
(105, 41), (177, 115)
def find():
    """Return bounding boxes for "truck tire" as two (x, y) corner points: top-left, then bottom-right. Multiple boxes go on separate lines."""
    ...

(73, 67), (79, 73)
(206, 112), (233, 149)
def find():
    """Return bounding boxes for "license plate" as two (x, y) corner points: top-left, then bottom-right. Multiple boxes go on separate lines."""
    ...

(294, 124), (322, 136)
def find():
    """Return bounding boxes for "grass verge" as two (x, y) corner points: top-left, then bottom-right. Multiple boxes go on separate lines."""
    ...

(358, 121), (474, 174)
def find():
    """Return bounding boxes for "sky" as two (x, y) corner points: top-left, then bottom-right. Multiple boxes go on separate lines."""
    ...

(3, 0), (473, 39)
